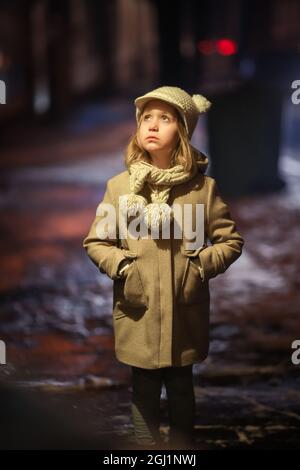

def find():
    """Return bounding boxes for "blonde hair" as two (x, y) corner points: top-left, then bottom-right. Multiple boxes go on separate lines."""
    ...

(124, 106), (196, 172)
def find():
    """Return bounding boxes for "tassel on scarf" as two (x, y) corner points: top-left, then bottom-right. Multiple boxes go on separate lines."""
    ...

(143, 202), (174, 230)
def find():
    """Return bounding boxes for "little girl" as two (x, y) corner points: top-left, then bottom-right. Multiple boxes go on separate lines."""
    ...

(83, 86), (244, 449)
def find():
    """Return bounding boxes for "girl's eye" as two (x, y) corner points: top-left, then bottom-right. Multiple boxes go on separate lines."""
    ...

(143, 115), (170, 121)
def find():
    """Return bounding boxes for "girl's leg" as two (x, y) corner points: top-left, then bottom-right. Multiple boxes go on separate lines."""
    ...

(131, 366), (163, 446)
(163, 365), (195, 446)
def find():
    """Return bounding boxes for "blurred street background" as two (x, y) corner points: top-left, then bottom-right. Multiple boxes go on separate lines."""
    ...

(0, 0), (300, 450)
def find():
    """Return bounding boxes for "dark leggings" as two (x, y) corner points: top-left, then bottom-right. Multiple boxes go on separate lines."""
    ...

(131, 364), (195, 445)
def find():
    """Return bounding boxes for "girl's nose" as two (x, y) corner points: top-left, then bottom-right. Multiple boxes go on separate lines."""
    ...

(149, 122), (158, 131)
(149, 118), (159, 131)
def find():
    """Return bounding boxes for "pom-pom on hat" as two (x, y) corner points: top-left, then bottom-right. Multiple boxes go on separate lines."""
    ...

(134, 86), (212, 140)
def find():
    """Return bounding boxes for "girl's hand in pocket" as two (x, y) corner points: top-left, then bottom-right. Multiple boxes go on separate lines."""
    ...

(117, 259), (133, 278)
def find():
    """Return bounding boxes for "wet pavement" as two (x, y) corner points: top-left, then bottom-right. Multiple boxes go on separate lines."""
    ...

(0, 99), (300, 450)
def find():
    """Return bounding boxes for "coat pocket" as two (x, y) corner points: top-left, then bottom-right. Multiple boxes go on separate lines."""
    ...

(179, 256), (210, 304)
(114, 255), (148, 309)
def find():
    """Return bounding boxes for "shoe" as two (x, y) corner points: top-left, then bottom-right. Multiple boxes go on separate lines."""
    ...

(134, 438), (158, 449)
(168, 433), (196, 450)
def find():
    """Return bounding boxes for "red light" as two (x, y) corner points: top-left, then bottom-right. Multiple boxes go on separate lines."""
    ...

(216, 39), (237, 56)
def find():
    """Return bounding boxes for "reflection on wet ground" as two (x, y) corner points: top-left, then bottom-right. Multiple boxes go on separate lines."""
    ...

(0, 106), (300, 449)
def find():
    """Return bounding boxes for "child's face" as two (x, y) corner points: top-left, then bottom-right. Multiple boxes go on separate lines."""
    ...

(137, 99), (179, 161)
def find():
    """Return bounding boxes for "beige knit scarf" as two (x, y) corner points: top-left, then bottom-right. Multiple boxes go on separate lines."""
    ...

(119, 149), (206, 231)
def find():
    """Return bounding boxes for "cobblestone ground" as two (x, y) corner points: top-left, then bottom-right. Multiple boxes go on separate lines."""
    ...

(0, 102), (299, 449)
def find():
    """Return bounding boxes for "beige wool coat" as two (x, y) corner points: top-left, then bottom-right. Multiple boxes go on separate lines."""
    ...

(83, 157), (244, 369)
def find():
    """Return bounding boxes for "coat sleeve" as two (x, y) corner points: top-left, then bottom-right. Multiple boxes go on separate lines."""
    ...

(82, 179), (128, 280)
(198, 178), (244, 282)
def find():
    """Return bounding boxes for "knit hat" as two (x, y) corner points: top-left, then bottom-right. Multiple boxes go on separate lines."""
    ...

(134, 86), (211, 140)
